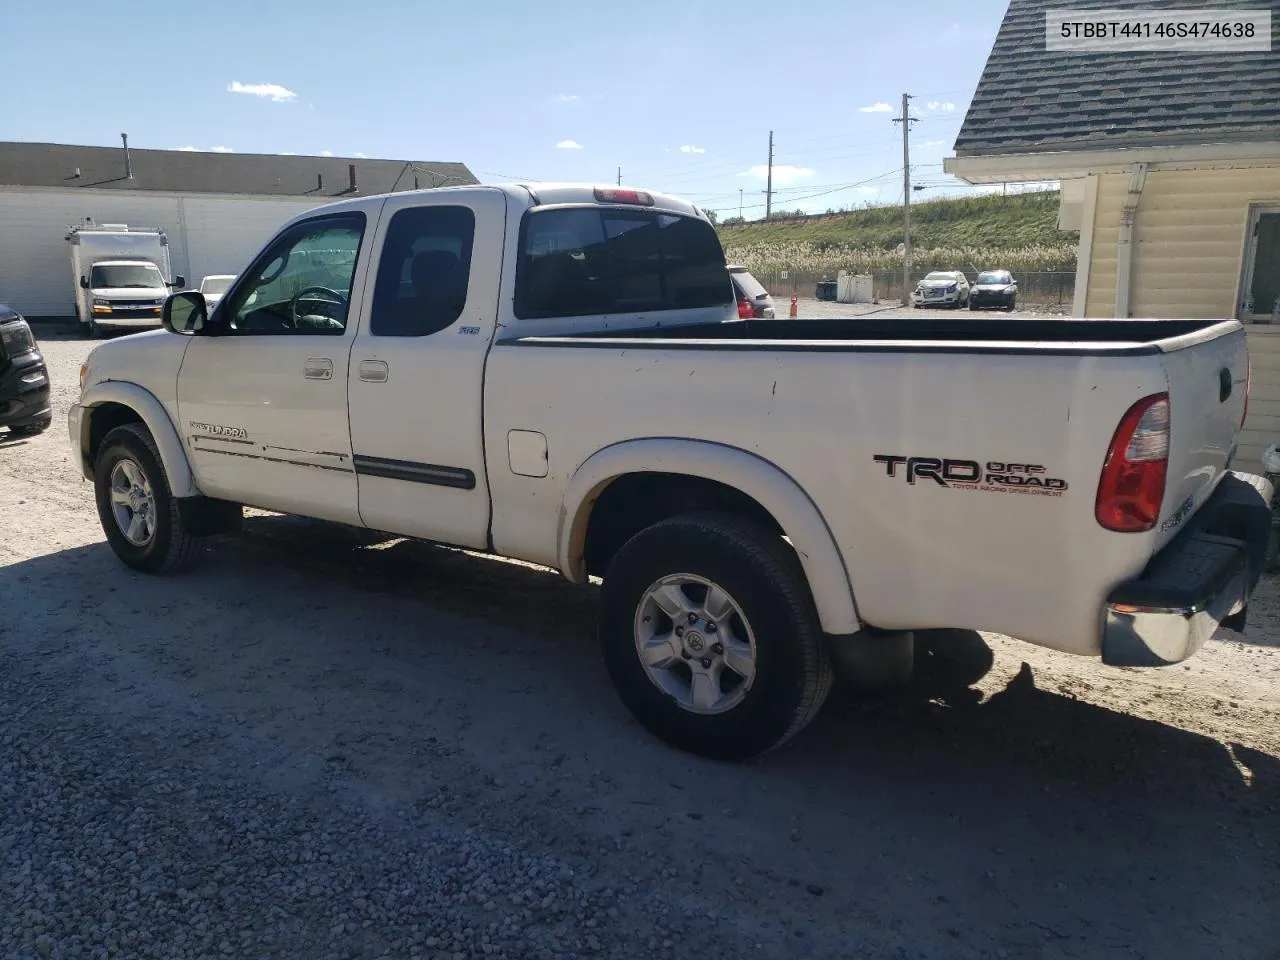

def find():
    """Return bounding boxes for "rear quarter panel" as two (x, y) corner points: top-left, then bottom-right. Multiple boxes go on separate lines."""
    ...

(1156, 325), (1248, 549)
(484, 341), (1171, 655)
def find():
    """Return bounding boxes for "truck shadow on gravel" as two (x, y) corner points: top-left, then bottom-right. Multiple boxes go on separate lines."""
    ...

(8, 513), (1279, 959)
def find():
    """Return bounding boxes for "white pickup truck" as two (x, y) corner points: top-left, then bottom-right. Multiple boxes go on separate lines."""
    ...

(69, 183), (1274, 760)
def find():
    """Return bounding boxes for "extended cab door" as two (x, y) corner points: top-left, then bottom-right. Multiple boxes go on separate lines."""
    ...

(346, 188), (507, 548)
(176, 210), (374, 524)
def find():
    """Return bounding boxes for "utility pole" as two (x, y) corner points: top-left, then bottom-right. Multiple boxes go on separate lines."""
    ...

(765, 130), (774, 221)
(892, 93), (917, 303)
(739, 188), (744, 219)
(617, 166), (622, 186)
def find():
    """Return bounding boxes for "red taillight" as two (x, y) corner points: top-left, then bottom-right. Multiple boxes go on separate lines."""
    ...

(1242, 356), (1252, 430)
(736, 298), (754, 319)
(1096, 392), (1170, 533)
(593, 187), (654, 206)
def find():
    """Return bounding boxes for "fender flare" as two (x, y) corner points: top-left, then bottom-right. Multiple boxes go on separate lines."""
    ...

(77, 381), (199, 498)
(557, 438), (861, 635)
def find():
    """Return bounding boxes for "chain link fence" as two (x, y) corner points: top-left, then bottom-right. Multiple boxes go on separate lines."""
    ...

(750, 269), (1078, 308)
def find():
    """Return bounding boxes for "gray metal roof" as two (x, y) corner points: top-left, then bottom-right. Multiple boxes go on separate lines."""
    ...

(954, 0), (1280, 156)
(0, 141), (477, 197)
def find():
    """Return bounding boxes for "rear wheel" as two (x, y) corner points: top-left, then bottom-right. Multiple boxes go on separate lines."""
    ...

(599, 512), (833, 760)
(93, 423), (204, 573)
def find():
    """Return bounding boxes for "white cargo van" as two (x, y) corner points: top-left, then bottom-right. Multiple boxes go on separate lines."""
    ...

(67, 224), (184, 337)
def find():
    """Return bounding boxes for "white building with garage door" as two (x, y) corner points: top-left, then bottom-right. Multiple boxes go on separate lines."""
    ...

(0, 139), (476, 319)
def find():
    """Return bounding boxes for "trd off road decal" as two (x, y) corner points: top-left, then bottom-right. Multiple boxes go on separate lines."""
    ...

(873, 455), (1068, 498)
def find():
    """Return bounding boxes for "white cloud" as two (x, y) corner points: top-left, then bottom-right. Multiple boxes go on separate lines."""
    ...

(556, 139), (583, 150)
(211, 146), (233, 153)
(679, 145), (706, 154)
(858, 102), (893, 113)
(227, 81), (298, 102)
(923, 139), (947, 147)
(354, 152), (368, 158)
(556, 93), (580, 103)
(738, 164), (814, 186)
(320, 150), (334, 157)
(927, 101), (956, 111)
(175, 146), (199, 152)
(279, 151), (297, 156)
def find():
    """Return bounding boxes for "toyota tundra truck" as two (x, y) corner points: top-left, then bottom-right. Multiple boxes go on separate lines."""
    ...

(67, 182), (1273, 760)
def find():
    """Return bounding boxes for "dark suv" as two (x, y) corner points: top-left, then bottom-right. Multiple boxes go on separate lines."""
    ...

(0, 305), (52, 437)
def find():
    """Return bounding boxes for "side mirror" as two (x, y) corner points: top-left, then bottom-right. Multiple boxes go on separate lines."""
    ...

(169, 275), (186, 288)
(79, 276), (89, 289)
(163, 291), (207, 336)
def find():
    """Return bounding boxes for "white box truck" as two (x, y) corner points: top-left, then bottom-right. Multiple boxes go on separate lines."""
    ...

(67, 224), (184, 337)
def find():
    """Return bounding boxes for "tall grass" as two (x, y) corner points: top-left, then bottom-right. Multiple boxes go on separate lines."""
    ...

(721, 241), (1078, 276)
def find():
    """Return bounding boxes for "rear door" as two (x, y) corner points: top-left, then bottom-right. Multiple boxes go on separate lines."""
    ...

(346, 188), (506, 549)
(1158, 326), (1249, 545)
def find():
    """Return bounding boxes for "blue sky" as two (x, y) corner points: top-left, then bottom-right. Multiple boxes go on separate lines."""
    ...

(3, 0), (1017, 218)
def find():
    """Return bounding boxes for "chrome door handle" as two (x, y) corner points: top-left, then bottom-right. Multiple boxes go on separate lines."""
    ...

(304, 358), (333, 380)
(358, 360), (389, 383)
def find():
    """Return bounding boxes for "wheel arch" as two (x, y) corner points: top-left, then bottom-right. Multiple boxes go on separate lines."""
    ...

(557, 438), (861, 635)
(78, 382), (198, 498)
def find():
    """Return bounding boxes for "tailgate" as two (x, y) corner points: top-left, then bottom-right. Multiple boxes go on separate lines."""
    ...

(1158, 325), (1249, 548)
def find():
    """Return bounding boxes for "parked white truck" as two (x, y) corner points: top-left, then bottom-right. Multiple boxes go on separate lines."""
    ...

(67, 224), (184, 337)
(67, 183), (1274, 759)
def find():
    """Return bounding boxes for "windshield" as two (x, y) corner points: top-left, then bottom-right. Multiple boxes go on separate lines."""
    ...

(201, 276), (234, 296)
(730, 269), (768, 300)
(91, 263), (165, 289)
(923, 272), (954, 283)
(977, 271), (1012, 284)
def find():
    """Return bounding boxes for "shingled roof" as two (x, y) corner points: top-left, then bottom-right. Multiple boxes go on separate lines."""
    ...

(954, 0), (1280, 156)
(0, 141), (477, 197)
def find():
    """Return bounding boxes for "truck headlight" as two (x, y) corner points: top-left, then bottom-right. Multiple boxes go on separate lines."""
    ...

(0, 317), (35, 355)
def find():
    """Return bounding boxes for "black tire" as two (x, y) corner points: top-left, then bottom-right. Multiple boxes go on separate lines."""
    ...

(9, 415), (52, 437)
(599, 512), (834, 760)
(1007, 299), (1016, 312)
(969, 301), (978, 311)
(93, 423), (204, 573)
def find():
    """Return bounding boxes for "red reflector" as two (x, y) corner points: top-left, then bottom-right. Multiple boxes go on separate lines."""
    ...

(737, 298), (754, 319)
(593, 187), (654, 206)
(1096, 392), (1170, 533)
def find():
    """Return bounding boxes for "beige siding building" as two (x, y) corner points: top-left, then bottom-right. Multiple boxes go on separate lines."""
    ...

(946, 0), (1280, 473)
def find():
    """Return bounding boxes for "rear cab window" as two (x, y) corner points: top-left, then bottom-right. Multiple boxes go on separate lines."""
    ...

(514, 207), (732, 320)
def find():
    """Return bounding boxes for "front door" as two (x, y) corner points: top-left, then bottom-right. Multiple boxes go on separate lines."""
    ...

(346, 189), (506, 548)
(177, 209), (375, 524)
(1240, 206), (1280, 323)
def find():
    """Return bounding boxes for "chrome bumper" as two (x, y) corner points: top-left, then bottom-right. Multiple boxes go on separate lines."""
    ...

(1102, 472), (1273, 666)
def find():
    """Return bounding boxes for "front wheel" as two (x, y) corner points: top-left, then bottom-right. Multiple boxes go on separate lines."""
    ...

(599, 513), (833, 760)
(93, 423), (205, 573)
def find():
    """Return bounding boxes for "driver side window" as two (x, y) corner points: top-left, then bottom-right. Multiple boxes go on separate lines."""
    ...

(223, 213), (366, 336)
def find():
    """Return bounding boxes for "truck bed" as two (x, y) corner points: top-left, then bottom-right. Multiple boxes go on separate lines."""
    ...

(500, 317), (1235, 356)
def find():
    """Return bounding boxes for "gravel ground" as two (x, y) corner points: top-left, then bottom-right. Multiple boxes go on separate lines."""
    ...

(781, 297), (1066, 320)
(1, 328), (1277, 960)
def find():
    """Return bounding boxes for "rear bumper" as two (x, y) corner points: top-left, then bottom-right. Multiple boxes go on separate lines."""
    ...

(1102, 471), (1273, 666)
(0, 352), (52, 428)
